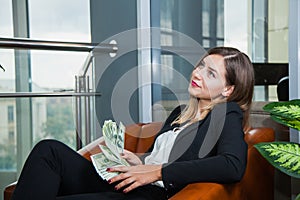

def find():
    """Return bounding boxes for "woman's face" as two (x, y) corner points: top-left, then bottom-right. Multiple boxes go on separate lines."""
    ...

(188, 54), (232, 107)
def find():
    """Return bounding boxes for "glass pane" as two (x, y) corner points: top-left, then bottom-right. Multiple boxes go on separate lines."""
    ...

(0, 49), (15, 171)
(224, 0), (289, 101)
(252, 0), (268, 62)
(0, 50), (15, 87)
(31, 50), (88, 90)
(0, 0), (91, 175)
(202, 0), (210, 37)
(0, 0), (13, 37)
(28, 0), (91, 42)
(224, 0), (249, 53)
(30, 50), (88, 148)
(203, 39), (210, 48)
(0, 98), (16, 170)
(160, 0), (175, 30)
(217, 0), (224, 38)
(160, 54), (193, 100)
(268, 0), (289, 63)
(27, 0), (92, 148)
(32, 97), (76, 148)
(158, 0), (224, 114)
(0, 3), (14, 158)
(216, 40), (224, 47)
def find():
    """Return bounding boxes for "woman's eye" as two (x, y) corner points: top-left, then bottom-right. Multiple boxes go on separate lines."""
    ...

(207, 70), (216, 78)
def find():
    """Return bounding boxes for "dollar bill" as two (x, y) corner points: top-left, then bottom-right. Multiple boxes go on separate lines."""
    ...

(102, 120), (122, 155)
(90, 152), (120, 180)
(91, 120), (128, 180)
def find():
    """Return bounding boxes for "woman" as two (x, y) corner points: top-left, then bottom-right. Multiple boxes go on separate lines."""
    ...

(11, 46), (254, 200)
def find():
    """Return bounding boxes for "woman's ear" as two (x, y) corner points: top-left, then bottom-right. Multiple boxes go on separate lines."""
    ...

(222, 85), (235, 97)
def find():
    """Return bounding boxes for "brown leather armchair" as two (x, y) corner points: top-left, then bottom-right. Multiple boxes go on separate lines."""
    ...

(4, 122), (275, 200)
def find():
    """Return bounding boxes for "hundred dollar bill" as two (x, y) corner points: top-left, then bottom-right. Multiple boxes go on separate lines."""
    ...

(90, 152), (120, 180)
(91, 120), (128, 180)
(102, 120), (125, 157)
(99, 144), (129, 166)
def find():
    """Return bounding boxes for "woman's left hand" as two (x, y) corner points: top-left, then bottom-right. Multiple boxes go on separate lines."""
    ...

(107, 164), (162, 193)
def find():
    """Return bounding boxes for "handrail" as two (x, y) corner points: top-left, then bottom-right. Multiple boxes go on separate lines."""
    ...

(0, 37), (116, 149)
(0, 92), (101, 98)
(0, 37), (118, 53)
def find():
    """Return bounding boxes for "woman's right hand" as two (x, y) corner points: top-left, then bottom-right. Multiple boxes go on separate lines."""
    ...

(121, 149), (142, 165)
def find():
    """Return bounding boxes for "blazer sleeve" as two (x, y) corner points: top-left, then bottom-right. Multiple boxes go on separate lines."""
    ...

(161, 103), (247, 192)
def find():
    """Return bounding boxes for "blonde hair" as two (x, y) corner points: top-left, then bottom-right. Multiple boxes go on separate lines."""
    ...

(173, 47), (255, 128)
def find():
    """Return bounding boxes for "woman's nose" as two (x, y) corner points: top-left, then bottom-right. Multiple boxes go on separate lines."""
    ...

(194, 67), (204, 79)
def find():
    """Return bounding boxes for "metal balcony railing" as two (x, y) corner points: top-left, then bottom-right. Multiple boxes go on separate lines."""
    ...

(0, 37), (118, 149)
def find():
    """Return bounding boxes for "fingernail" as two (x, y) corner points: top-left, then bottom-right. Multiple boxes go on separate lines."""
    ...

(107, 179), (112, 184)
(106, 168), (111, 171)
(123, 189), (128, 193)
(114, 186), (118, 190)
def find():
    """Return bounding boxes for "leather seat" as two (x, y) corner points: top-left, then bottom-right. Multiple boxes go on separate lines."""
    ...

(4, 122), (275, 200)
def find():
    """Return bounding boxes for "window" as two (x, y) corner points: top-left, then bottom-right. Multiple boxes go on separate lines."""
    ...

(0, 1), (91, 176)
(159, 0), (225, 102)
(148, 0), (289, 121)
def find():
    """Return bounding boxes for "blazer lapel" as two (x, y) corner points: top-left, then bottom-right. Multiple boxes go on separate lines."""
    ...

(168, 121), (202, 163)
(168, 103), (227, 162)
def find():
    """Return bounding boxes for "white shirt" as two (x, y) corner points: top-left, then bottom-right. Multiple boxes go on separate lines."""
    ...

(144, 125), (187, 187)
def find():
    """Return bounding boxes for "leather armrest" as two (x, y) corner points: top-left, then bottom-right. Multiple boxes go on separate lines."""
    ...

(4, 182), (17, 200)
(170, 182), (243, 200)
(77, 137), (104, 161)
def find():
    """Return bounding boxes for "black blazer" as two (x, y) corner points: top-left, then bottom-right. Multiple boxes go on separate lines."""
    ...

(148, 102), (248, 197)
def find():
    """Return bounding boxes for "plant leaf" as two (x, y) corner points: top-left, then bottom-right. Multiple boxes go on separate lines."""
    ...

(296, 192), (300, 200)
(263, 100), (300, 131)
(254, 142), (300, 178)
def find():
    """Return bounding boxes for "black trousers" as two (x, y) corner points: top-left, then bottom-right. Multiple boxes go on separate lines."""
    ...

(11, 139), (167, 200)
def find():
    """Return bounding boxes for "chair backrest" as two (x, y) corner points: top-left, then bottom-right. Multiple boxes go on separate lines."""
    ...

(241, 127), (275, 200)
(135, 122), (163, 153)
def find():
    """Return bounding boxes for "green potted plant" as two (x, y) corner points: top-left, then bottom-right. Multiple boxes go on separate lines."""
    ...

(254, 99), (300, 199)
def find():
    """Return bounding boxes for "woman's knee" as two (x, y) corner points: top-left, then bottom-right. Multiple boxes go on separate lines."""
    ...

(32, 139), (66, 154)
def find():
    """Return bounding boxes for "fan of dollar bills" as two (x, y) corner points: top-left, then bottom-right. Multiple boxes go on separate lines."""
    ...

(91, 120), (130, 181)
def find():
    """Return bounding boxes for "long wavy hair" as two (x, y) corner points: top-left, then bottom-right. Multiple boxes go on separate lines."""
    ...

(173, 46), (255, 129)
